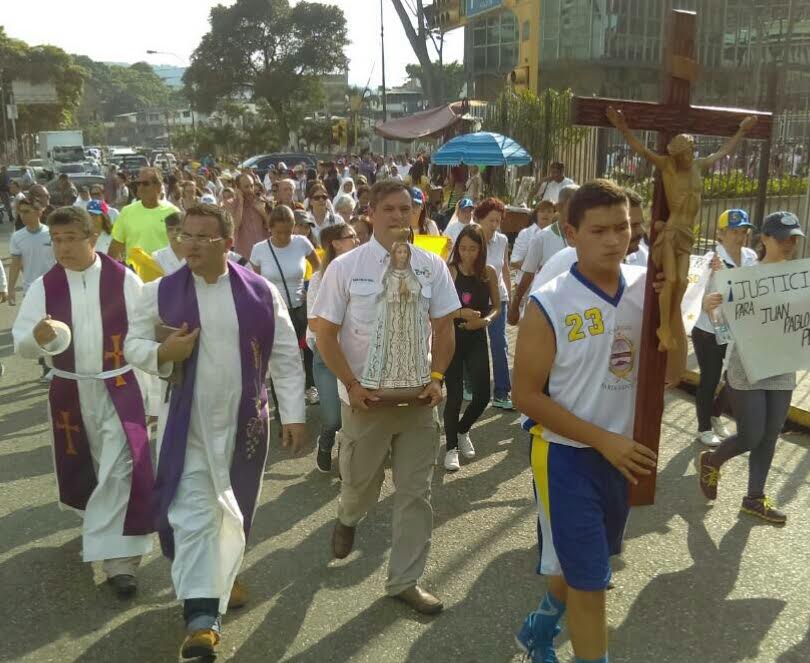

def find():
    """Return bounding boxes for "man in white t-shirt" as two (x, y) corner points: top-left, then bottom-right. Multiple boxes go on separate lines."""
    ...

(535, 162), (575, 204)
(312, 180), (459, 616)
(442, 197), (476, 248)
(7, 196), (55, 305)
(508, 185), (578, 325)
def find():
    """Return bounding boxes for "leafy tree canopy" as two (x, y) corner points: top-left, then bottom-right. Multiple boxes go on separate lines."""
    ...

(405, 61), (466, 102)
(184, 0), (349, 145)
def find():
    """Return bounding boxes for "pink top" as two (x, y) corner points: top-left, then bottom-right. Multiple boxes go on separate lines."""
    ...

(228, 201), (266, 259)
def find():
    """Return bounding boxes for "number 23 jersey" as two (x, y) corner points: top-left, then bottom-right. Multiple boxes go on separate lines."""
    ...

(528, 262), (647, 448)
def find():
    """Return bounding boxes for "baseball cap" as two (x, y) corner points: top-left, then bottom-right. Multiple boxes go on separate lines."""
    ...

(294, 209), (315, 226)
(277, 162), (288, 172)
(762, 211), (805, 240)
(458, 198), (474, 209)
(409, 187), (424, 206)
(86, 200), (109, 216)
(717, 209), (753, 230)
(200, 193), (217, 204)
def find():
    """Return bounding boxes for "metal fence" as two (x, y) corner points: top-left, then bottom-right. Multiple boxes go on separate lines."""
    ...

(483, 89), (810, 256)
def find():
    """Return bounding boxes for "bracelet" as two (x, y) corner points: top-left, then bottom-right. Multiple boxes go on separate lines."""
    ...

(430, 371), (445, 381)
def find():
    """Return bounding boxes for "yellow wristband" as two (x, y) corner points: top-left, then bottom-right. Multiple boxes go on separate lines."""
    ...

(430, 371), (445, 381)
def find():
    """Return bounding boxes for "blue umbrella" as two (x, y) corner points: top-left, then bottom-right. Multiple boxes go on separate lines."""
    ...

(432, 131), (531, 167)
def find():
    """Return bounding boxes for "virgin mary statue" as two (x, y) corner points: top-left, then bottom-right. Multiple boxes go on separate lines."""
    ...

(361, 241), (431, 393)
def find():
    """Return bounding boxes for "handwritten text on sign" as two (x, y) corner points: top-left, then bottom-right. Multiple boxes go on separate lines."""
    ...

(720, 258), (810, 382)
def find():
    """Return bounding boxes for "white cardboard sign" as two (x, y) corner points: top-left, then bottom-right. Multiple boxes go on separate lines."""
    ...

(682, 253), (714, 334)
(720, 258), (810, 382)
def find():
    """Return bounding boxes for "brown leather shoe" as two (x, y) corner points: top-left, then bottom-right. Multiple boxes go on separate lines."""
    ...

(180, 629), (220, 659)
(393, 585), (443, 615)
(228, 578), (248, 609)
(332, 521), (356, 559)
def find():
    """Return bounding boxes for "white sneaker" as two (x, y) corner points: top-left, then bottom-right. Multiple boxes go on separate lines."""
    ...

(444, 449), (460, 472)
(697, 430), (721, 447)
(711, 417), (731, 439)
(458, 432), (476, 459)
(305, 386), (320, 405)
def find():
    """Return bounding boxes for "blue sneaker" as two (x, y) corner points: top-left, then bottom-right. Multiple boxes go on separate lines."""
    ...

(515, 611), (560, 663)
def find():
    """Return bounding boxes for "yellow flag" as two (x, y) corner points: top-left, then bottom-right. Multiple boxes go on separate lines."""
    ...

(414, 234), (451, 260)
(128, 247), (165, 283)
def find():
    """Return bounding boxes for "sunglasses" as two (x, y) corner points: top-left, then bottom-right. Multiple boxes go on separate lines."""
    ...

(137, 180), (156, 186)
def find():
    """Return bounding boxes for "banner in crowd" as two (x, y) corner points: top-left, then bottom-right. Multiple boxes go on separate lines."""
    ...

(720, 258), (810, 382)
(682, 253), (714, 334)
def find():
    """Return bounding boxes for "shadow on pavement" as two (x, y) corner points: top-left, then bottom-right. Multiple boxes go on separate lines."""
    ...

(0, 501), (77, 555)
(0, 443), (53, 482)
(614, 518), (785, 661)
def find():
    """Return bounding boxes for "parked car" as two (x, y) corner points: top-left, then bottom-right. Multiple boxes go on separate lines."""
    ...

(26, 158), (54, 182)
(6, 165), (36, 189)
(54, 162), (89, 175)
(45, 174), (106, 203)
(119, 155), (150, 176)
(238, 152), (318, 180)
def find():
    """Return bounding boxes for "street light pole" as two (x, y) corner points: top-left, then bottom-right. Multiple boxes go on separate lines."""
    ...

(380, 0), (387, 156)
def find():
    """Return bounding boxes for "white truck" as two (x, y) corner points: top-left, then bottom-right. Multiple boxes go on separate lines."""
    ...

(38, 130), (85, 166)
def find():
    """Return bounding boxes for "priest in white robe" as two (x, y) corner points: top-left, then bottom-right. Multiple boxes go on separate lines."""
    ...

(12, 206), (154, 599)
(125, 202), (305, 660)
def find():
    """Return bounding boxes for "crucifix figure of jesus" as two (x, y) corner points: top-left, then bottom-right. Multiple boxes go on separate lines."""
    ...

(606, 106), (758, 357)
(572, 9), (772, 504)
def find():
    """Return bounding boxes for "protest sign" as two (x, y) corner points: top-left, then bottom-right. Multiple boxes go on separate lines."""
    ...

(682, 253), (714, 334)
(720, 258), (810, 382)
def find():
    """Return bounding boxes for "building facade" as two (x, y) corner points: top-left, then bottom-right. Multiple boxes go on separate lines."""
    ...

(436, 0), (810, 110)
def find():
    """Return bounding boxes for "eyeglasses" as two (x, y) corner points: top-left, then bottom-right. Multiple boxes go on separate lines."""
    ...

(178, 233), (224, 245)
(311, 195), (328, 201)
(337, 234), (357, 241)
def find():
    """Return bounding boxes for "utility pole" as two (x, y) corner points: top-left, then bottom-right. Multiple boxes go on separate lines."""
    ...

(380, 0), (388, 156)
(0, 76), (8, 163)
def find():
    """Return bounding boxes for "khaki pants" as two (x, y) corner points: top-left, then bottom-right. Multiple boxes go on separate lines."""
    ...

(338, 403), (439, 596)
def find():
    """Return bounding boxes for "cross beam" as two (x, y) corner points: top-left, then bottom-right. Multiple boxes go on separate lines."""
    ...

(572, 98), (772, 140)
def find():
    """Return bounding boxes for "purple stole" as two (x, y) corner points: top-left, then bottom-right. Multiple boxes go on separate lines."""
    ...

(43, 253), (154, 535)
(155, 262), (275, 558)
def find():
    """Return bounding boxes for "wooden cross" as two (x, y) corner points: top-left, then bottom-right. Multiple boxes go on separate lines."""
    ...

(56, 410), (80, 456)
(104, 334), (127, 387)
(571, 10), (773, 506)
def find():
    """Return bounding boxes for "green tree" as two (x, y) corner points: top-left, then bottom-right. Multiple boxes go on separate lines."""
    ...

(184, 0), (348, 147)
(0, 29), (86, 135)
(391, 0), (447, 107)
(406, 61), (466, 101)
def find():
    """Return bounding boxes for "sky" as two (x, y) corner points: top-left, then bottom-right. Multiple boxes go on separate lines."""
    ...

(1, 0), (464, 89)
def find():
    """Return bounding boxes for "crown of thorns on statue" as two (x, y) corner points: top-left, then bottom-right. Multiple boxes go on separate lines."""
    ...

(666, 134), (695, 156)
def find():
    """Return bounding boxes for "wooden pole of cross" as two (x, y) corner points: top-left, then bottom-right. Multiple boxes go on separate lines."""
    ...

(571, 10), (773, 506)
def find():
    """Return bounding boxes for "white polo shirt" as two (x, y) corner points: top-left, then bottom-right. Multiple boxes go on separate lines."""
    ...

(521, 222), (568, 276)
(511, 223), (543, 265)
(311, 236), (460, 403)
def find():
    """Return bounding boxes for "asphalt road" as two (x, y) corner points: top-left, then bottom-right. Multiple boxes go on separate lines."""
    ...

(2, 225), (809, 663)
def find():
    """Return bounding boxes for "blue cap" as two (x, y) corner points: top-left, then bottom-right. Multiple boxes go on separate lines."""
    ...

(409, 187), (424, 205)
(717, 209), (753, 230)
(762, 211), (805, 240)
(86, 199), (108, 216)
(458, 198), (474, 209)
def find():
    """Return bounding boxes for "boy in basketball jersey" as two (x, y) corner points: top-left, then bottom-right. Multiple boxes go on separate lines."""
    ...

(512, 179), (658, 663)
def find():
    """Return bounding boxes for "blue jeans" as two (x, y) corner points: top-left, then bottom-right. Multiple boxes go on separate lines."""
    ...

(488, 300), (511, 399)
(312, 346), (342, 451)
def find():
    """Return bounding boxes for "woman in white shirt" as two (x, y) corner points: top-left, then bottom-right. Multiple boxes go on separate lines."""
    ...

(86, 199), (114, 254)
(251, 205), (321, 404)
(306, 222), (359, 472)
(476, 197), (513, 410)
(409, 187), (440, 236)
(692, 209), (758, 447)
